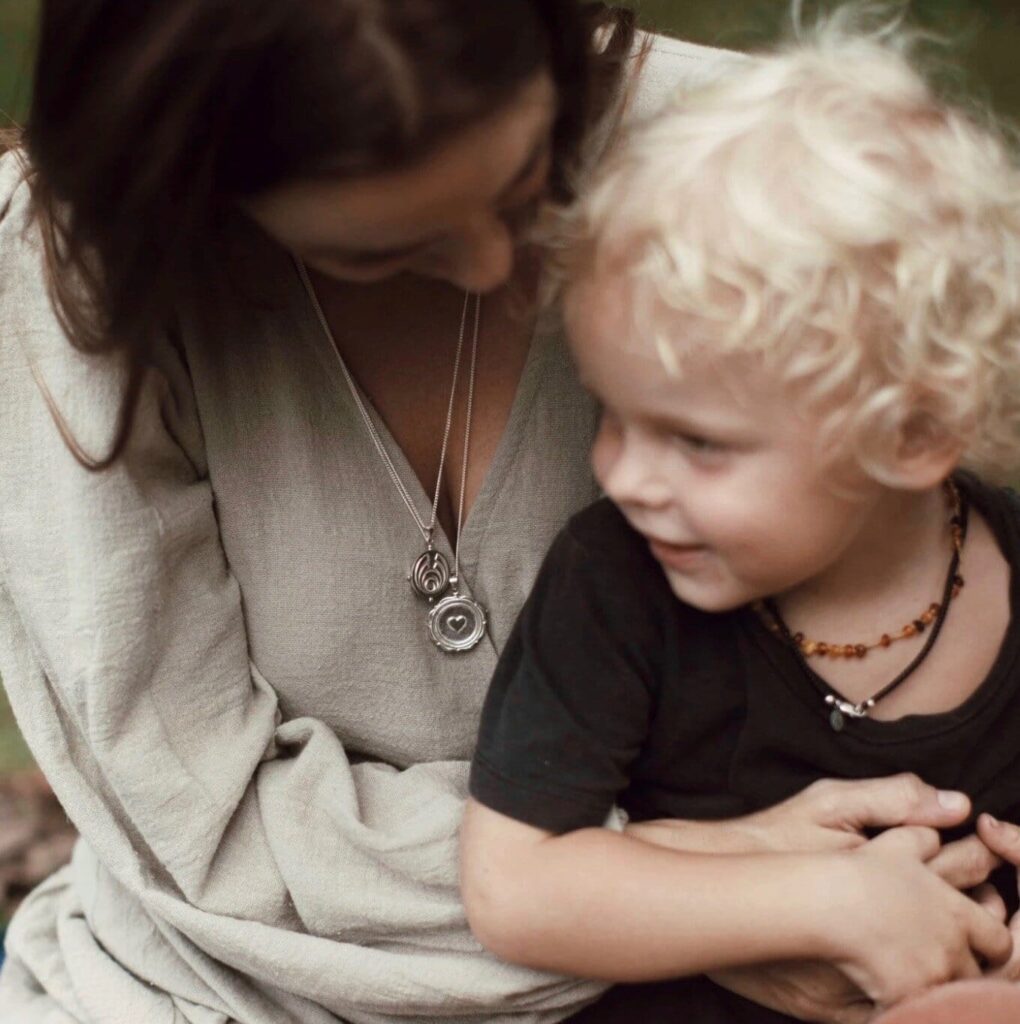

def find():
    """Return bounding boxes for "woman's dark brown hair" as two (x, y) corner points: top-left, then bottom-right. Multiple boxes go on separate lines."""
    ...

(14, 0), (636, 468)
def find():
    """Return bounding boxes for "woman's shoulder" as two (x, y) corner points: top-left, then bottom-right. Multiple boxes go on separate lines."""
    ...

(0, 151), (63, 375)
(628, 31), (748, 121)
(0, 149), (205, 475)
(580, 32), (746, 173)
(1, 149), (39, 247)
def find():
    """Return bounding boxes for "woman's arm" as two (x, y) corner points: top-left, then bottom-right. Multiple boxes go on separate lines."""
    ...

(460, 799), (1011, 1008)
(0, 158), (598, 1022)
(624, 775), (976, 854)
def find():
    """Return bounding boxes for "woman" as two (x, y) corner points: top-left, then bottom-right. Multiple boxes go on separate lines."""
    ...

(0, 2), (1016, 1022)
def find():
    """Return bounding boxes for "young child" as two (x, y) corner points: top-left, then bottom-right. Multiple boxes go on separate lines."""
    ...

(460, 14), (1020, 1022)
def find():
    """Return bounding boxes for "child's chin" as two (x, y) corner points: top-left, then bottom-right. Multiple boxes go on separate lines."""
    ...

(664, 571), (753, 614)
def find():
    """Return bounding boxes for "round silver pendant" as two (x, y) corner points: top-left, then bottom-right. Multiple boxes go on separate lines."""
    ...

(409, 549), (451, 600)
(428, 594), (487, 653)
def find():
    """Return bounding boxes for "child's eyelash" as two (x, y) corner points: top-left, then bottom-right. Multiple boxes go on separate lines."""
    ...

(672, 432), (724, 454)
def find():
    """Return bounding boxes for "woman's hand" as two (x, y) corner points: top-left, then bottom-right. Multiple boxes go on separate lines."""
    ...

(628, 778), (1008, 1023)
(976, 814), (1020, 983)
(708, 829), (1013, 1019)
(708, 823), (1020, 1024)
(824, 828), (1012, 1010)
(625, 774), (973, 855)
(708, 827), (1011, 1023)
(709, 962), (873, 1024)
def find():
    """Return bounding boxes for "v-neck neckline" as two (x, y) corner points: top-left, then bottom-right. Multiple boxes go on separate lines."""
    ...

(292, 262), (558, 580)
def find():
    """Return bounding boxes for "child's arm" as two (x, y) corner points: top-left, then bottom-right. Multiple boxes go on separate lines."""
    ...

(460, 798), (1011, 1008)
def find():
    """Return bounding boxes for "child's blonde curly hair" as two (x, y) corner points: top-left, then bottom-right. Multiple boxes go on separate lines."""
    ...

(554, 8), (1020, 482)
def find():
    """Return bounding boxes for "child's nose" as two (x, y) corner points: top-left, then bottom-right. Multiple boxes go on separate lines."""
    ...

(598, 436), (674, 510)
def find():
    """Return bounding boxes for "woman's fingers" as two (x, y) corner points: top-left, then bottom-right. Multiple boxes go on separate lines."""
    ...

(866, 824), (942, 861)
(987, 911), (1020, 981)
(972, 883), (1008, 923)
(966, 897), (1014, 969)
(710, 962), (874, 1024)
(799, 775), (970, 832)
(833, 1003), (879, 1024)
(977, 815), (1020, 865)
(927, 834), (1002, 891)
(973, 820), (1020, 981)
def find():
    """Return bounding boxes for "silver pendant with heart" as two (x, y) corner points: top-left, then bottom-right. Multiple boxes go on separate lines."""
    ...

(409, 549), (451, 600)
(428, 594), (487, 653)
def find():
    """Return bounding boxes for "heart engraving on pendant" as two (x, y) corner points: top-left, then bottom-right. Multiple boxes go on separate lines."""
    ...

(428, 595), (486, 653)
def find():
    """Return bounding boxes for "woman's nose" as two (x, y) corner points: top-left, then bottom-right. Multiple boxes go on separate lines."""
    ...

(443, 214), (516, 294)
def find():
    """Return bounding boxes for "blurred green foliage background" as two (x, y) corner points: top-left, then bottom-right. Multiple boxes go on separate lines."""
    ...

(2, 1), (1020, 125)
(0, 0), (1019, 773)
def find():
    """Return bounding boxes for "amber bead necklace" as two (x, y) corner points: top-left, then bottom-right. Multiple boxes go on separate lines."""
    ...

(756, 479), (967, 731)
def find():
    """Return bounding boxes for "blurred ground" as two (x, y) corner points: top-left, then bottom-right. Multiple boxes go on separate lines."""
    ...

(0, 689), (72, 926)
(1, 0), (1020, 927)
(0, 769), (76, 924)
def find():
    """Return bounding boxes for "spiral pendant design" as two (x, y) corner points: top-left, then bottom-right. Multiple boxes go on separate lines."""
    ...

(410, 549), (451, 600)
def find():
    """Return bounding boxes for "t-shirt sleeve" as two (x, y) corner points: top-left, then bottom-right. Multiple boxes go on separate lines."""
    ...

(470, 505), (664, 833)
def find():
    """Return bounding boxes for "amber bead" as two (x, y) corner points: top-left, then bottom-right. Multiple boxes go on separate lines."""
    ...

(803, 640), (818, 656)
(880, 634), (892, 647)
(854, 644), (868, 658)
(903, 624), (917, 637)
(817, 642), (829, 656)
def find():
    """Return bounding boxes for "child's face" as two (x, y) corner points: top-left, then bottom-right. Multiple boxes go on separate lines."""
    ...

(567, 279), (880, 612)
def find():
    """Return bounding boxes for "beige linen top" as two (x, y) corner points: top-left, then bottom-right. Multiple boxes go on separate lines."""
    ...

(0, 37), (739, 1024)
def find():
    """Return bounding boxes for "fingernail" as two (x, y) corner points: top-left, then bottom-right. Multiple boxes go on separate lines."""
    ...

(937, 790), (968, 811)
(985, 814), (1003, 829)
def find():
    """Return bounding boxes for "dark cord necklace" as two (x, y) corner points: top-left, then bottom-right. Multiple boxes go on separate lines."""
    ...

(758, 486), (969, 732)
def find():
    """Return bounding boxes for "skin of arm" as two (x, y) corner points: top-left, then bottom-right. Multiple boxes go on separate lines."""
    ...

(459, 798), (1012, 1007)
(620, 782), (1020, 1023)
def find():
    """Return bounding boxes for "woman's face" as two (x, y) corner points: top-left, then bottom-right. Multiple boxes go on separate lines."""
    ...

(245, 72), (557, 294)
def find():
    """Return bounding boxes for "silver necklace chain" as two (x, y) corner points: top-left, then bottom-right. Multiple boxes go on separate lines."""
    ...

(295, 258), (473, 549)
(450, 294), (479, 582)
(294, 258), (487, 653)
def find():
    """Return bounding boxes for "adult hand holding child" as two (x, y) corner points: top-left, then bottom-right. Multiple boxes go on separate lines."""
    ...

(625, 779), (1020, 1022)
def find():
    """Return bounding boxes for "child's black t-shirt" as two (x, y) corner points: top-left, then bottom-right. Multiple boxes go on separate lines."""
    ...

(469, 472), (1020, 1022)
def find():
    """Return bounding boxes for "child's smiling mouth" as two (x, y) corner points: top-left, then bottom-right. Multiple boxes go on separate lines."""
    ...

(646, 536), (711, 571)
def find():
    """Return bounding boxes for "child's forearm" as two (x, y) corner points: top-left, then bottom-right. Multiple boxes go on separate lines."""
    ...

(461, 800), (851, 982)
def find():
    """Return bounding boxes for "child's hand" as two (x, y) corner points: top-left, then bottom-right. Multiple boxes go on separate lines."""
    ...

(831, 827), (1012, 1009)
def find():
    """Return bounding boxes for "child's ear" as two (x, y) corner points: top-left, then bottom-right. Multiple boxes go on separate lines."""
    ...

(882, 412), (964, 490)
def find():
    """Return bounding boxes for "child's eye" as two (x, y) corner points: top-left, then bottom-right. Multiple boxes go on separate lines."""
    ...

(672, 432), (723, 455)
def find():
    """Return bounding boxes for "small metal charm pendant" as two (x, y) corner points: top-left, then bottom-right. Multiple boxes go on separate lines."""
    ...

(428, 593), (487, 653)
(409, 549), (451, 600)
(825, 694), (873, 732)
